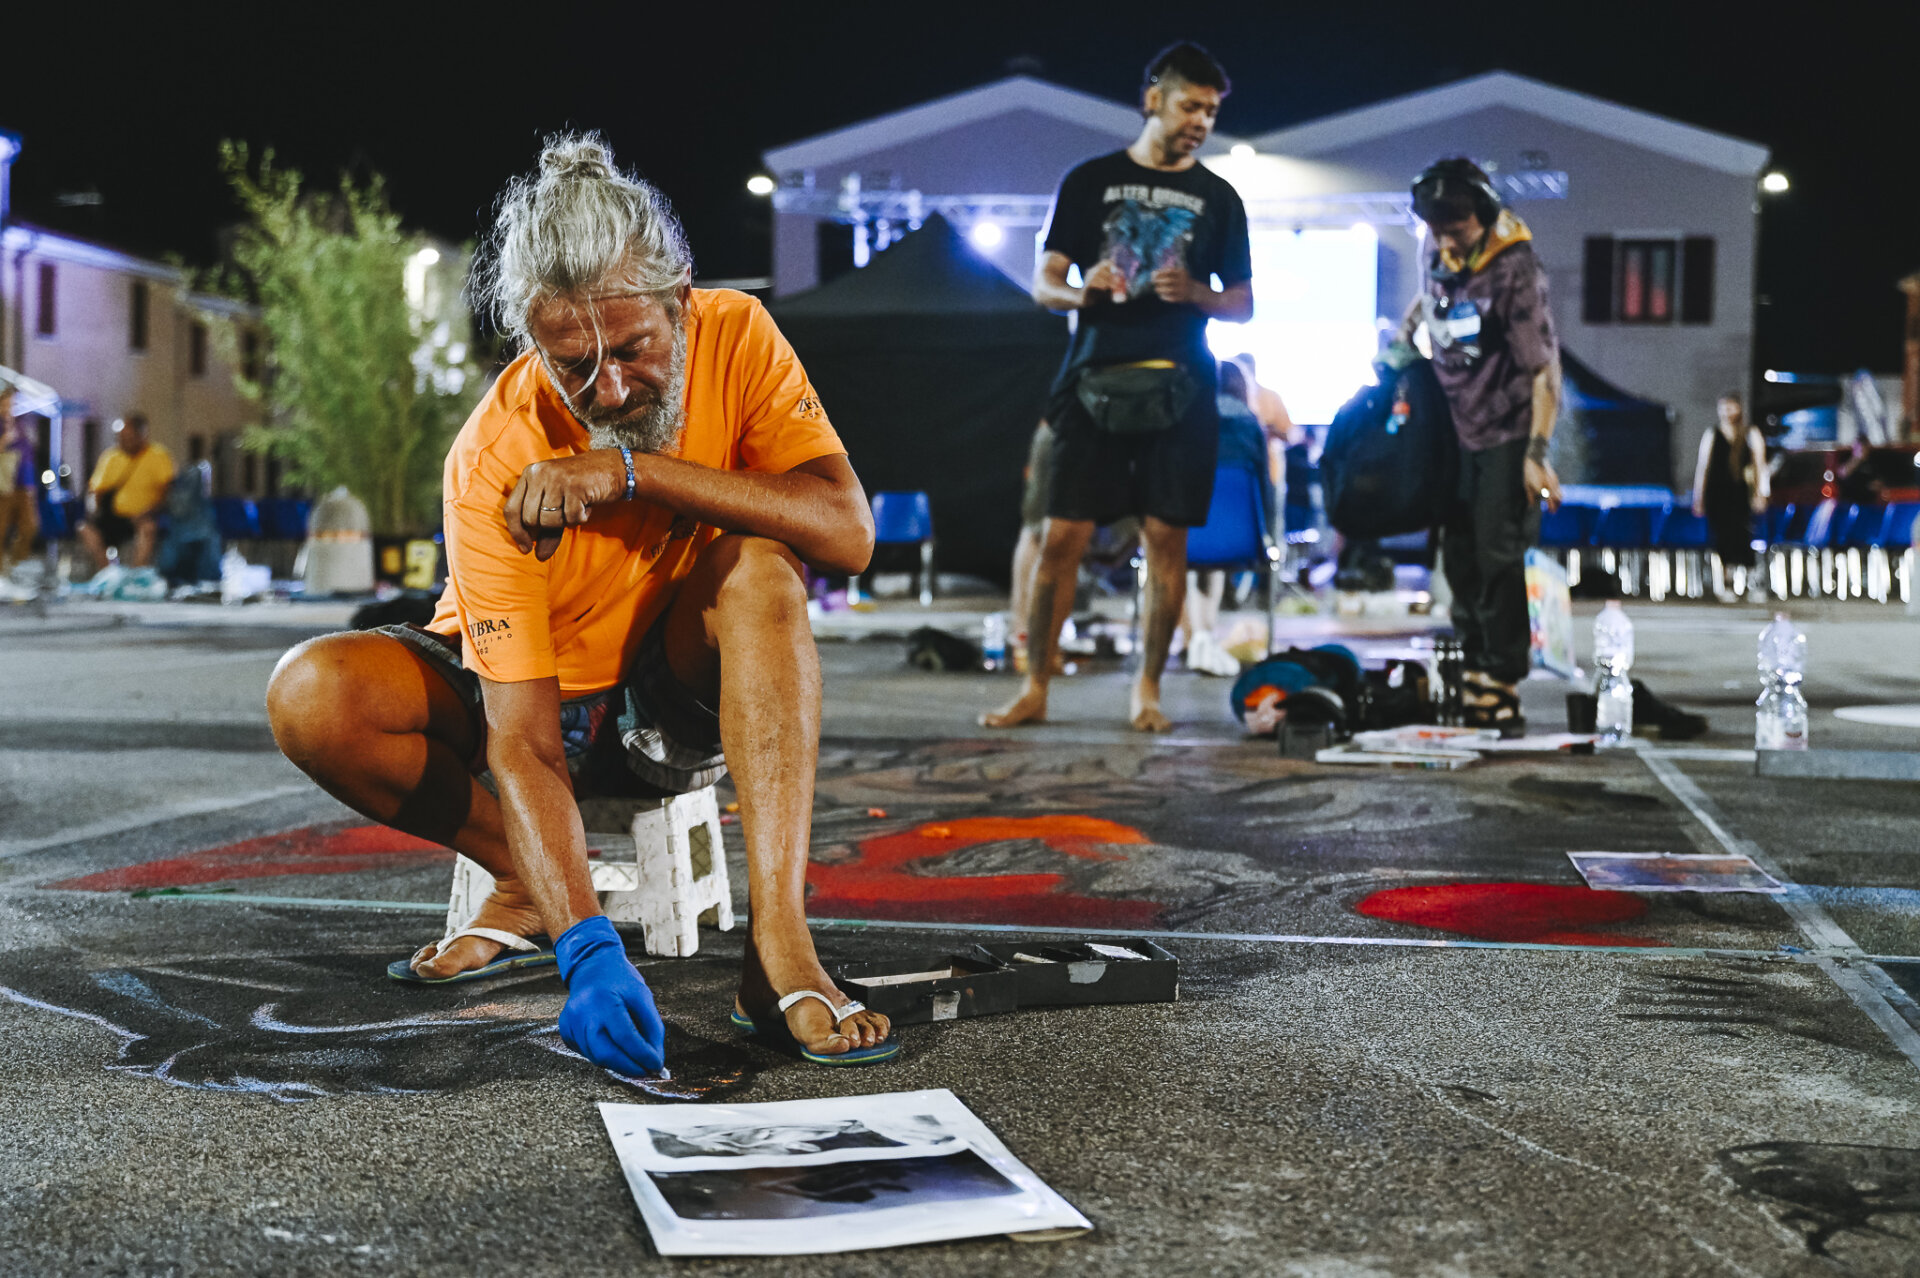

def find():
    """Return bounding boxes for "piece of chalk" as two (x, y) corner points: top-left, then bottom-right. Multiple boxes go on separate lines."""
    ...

(1086, 943), (1147, 961)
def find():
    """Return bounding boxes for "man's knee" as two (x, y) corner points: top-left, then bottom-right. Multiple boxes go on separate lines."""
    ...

(1141, 519), (1188, 564)
(708, 535), (807, 619)
(1039, 518), (1093, 565)
(266, 633), (378, 767)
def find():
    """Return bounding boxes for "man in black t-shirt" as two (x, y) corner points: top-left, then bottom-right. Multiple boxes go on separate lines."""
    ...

(984, 41), (1253, 733)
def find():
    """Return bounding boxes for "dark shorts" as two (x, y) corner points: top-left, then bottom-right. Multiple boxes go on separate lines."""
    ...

(92, 507), (138, 547)
(1045, 360), (1220, 527)
(377, 612), (726, 798)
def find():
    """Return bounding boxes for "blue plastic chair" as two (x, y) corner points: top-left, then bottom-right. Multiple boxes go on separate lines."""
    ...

(1592, 505), (1658, 549)
(259, 497), (312, 541)
(1834, 503), (1886, 549)
(1878, 502), (1920, 548)
(1189, 466), (1271, 568)
(856, 490), (935, 606)
(1800, 499), (1840, 549)
(1650, 508), (1713, 600)
(1653, 509), (1711, 549)
(36, 491), (69, 541)
(211, 497), (262, 542)
(1538, 504), (1598, 549)
(1138, 464), (1281, 648)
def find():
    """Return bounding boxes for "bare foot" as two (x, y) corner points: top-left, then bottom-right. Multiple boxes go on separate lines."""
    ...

(1130, 685), (1172, 733)
(981, 685), (1048, 729)
(734, 989), (891, 1056)
(408, 877), (545, 978)
(736, 952), (891, 1056)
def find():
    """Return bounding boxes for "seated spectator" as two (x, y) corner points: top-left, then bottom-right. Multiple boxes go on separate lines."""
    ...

(157, 460), (222, 586)
(79, 414), (174, 572)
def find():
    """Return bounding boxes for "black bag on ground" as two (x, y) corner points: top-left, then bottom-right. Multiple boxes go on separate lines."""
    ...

(906, 626), (982, 672)
(1320, 359), (1458, 538)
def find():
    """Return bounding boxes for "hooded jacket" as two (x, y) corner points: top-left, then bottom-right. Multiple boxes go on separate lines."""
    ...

(1420, 209), (1558, 451)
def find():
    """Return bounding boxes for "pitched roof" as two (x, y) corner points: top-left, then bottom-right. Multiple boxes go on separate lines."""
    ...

(1252, 71), (1769, 177)
(764, 75), (1243, 170)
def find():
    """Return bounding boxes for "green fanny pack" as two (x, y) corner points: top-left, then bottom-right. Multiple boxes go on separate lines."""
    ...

(1074, 361), (1197, 434)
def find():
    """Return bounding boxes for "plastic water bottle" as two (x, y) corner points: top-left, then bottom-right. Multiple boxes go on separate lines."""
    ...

(1591, 600), (1635, 744)
(981, 612), (1008, 671)
(220, 547), (248, 606)
(1755, 613), (1808, 751)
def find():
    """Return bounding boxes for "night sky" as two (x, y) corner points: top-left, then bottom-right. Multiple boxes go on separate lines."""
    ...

(5, 1), (1913, 374)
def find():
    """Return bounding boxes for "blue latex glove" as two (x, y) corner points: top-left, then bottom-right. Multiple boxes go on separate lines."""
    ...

(555, 916), (666, 1075)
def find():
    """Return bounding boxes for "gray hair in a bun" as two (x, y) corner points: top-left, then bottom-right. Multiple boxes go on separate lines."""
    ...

(476, 132), (692, 345)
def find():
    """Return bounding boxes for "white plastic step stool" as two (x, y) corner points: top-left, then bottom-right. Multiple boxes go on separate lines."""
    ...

(444, 786), (734, 958)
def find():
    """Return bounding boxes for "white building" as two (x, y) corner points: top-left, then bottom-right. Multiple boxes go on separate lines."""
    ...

(762, 71), (1771, 485)
(1, 222), (264, 498)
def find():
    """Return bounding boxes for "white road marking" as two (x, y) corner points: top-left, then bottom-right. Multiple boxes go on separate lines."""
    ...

(1638, 747), (1920, 1072)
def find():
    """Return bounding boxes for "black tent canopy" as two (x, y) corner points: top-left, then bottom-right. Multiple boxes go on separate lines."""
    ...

(1551, 347), (1674, 486)
(770, 214), (1066, 584)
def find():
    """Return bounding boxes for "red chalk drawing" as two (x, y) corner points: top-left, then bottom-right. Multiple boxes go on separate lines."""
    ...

(1356, 882), (1664, 947)
(808, 814), (1163, 928)
(47, 824), (449, 892)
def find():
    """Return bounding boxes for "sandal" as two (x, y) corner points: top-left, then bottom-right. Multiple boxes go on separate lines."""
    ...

(386, 927), (556, 985)
(730, 990), (902, 1066)
(1460, 672), (1528, 739)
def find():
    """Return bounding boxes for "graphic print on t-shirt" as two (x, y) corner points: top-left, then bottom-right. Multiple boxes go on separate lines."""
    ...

(1098, 183), (1207, 301)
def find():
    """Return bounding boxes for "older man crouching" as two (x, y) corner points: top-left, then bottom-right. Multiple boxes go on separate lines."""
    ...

(267, 134), (893, 1074)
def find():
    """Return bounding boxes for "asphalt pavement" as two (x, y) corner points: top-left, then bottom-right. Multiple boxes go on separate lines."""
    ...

(2, 595), (1919, 1276)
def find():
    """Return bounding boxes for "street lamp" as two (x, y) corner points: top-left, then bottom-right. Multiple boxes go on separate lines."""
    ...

(746, 174), (776, 197)
(1760, 171), (1790, 195)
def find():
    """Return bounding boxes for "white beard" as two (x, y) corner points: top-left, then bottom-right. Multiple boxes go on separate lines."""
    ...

(552, 320), (688, 456)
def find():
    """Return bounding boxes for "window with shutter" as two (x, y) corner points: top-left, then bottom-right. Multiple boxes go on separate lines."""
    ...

(1680, 237), (1715, 324)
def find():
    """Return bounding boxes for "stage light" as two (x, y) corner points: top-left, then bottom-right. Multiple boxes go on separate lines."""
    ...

(969, 221), (1005, 250)
(1761, 171), (1789, 194)
(746, 174), (776, 196)
(1229, 144), (1255, 159)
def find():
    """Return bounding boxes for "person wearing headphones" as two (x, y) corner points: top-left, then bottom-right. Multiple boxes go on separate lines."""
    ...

(1396, 158), (1560, 736)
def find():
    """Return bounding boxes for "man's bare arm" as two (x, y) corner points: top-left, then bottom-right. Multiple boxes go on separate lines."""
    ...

(506, 452), (875, 574)
(477, 674), (600, 937)
(1032, 251), (1126, 311)
(1524, 359), (1564, 512)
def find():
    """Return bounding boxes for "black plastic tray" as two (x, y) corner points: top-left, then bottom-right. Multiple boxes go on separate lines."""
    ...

(829, 953), (1019, 1025)
(971, 937), (1180, 1007)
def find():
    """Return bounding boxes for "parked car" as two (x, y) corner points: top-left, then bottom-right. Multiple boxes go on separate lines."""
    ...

(1768, 446), (1920, 509)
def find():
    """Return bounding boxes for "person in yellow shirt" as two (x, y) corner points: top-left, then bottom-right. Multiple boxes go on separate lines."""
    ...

(266, 134), (893, 1077)
(80, 413), (174, 569)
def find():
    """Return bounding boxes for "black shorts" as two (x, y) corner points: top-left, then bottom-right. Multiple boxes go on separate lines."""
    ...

(377, 612), (726, 798)
(92, 507), (137, 547)
(1044, 360), (1220, 527)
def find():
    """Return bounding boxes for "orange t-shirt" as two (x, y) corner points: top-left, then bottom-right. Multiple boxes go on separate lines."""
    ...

(426, 289), (842, 693)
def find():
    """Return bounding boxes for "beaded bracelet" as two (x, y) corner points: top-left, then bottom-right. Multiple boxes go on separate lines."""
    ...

(619, 444), (635, 501)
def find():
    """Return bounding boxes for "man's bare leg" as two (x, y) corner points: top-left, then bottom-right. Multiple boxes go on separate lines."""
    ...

(76, 523), (108, 574)
(1133, 516), (1189, 732)
(266, 632), (540, 977)
(982, 517), (1093, 728)
(660, 534), (886, 1055)
(129, 517), (159, 568)
(1008, 522), (1041, 639)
